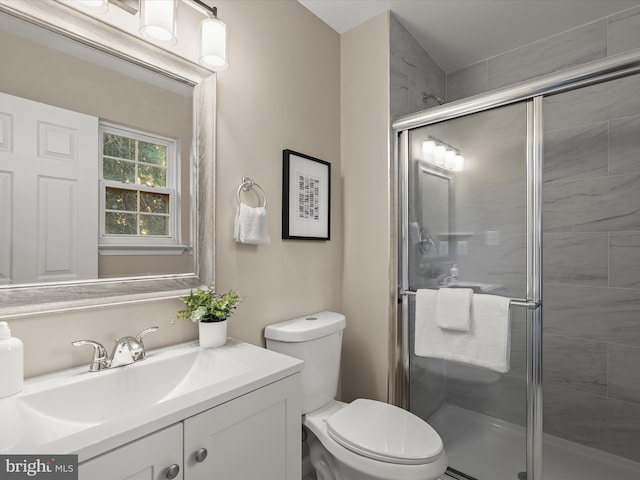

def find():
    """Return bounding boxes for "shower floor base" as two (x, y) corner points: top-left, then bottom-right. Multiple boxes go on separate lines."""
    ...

(429, 404), (640, 480)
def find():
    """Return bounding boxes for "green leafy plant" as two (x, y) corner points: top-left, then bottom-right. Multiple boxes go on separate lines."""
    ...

(175, 285), (242, 323)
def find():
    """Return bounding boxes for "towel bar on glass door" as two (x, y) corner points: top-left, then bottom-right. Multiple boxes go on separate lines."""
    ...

(399, 289), (539, 309)
(236, 177), (267, 208)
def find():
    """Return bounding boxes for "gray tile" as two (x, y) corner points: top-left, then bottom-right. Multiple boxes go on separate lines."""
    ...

(543, 334), (607, 396)
(543, 123), (608, 183)
(409, 356), (446, 420)
(610, 232), (640, 288)
(544, 384), (640, 462)
(446, 368), (526, 427)
(609, 343), (640, 403)
(608, 6), (640, 57)
(544, 173), (640, 232)
(488, 20), (607, 90)
(455, 233), (527, 298)
(543, 232), (608, 286)
(544, 285), (640, 347)
(390, 13), (445, 105)
(609, 114), (640, 175)
(544, 74), (640, 131)
(446, 61), (488, 102)
(391, 65), (409, 119)
(453, 103), (528, 236)
(409, 75), (440, 115)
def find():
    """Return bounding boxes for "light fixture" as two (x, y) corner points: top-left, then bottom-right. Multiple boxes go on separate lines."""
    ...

(453, 154), (465, 172)
(434, 144), (447, 167)
(77, 0), (109, 14)
(139, 0), (178, 46)
(199, 6), (229, 70)
(444, 149), (457, 170)
(421, 136), (464, 172)
(422, 139), (436, 160)
(85, 0), (229, 70)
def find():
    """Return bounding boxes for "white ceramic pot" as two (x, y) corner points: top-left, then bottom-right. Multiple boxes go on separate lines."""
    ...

(198, 320), (227, 348)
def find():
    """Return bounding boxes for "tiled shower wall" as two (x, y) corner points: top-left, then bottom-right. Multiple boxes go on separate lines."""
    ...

(397, 5), (640, 462)
(390, 13), (445, 119)
(542, 74), (640, 461)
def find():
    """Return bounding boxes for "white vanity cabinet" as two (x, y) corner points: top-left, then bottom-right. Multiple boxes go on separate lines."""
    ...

(78, 373), (301, 480)
(184, 373), (300, 480)
(78, 424), (184, 480)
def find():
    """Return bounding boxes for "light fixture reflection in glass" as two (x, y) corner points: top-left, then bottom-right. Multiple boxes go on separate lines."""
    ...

(77, 0), (109, 14)
(434, 145), (446, 167)
(422, 139), (436, 160)
(140, 0), (178, 46)
(445, 149), (457, 170)
(199, 9), (229, 71)
(453, 154), (465, 172)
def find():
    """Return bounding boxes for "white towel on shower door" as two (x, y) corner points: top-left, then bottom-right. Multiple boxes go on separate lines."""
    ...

(415, 289), (511, 373)
(436, 287), (474, 331)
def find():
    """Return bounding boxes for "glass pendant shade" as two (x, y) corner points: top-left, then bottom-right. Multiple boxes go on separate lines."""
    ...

(140, 0), (178, 46)
(434, 145), (446, 166)
(422, 140), (436, 160)
(199, 16), (229, 71)
(445, 149), (457, 170)
(77, 0), (109, 14)
(453, 154), (465, 172)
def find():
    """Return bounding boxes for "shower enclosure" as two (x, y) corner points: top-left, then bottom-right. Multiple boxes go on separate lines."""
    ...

(394, 51), (640, 480)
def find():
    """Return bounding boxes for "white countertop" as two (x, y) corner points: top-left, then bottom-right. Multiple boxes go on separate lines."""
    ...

(0, 339), (303, 462)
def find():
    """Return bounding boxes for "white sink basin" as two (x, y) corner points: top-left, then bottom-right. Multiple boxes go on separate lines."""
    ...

(18, 347), (245, 425)
(0, 339), (302, 460)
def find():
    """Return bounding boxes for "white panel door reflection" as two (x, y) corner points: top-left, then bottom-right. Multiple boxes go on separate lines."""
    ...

(0, 92), (98, 284)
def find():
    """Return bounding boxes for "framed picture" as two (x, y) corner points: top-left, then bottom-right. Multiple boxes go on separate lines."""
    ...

(282, 149), (331, 240)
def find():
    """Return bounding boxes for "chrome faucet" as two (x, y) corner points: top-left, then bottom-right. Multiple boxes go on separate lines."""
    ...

(72, 326), (159, 372)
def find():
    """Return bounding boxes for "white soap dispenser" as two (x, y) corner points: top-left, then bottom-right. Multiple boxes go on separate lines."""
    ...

(0, 321), (24, 398)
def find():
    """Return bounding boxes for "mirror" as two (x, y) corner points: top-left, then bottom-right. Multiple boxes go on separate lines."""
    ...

(409, 161), (454, 287)
(0, 2), (215, 317)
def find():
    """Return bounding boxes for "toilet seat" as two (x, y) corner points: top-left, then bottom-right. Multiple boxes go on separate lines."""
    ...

(326, 399), (443, 465)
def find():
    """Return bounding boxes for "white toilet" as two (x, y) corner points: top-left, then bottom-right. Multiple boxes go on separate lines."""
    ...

(265, 311), (448, 480)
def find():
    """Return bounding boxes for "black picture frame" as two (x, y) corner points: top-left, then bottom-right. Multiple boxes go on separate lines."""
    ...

(282, 149), (331, 240)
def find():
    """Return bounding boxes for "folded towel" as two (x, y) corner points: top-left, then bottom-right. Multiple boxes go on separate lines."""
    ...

(234, 203), (271, 245)
(436, 288), (473, 332)
(415, 289), (511, 373)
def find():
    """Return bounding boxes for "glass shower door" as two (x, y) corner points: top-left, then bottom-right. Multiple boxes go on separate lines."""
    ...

(404, 101), (531, 480)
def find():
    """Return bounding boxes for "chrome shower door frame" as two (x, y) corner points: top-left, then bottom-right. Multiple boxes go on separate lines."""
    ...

(393, 49), (640, 480)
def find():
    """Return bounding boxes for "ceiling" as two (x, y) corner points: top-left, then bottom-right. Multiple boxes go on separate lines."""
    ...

(298, 0), (640, 72)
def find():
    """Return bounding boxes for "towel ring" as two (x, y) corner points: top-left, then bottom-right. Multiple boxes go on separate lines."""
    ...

(236, 177), (267, 208)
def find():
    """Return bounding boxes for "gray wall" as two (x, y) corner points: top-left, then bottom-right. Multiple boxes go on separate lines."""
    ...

(443, 5), (640, 462)
(390, 13), (445, 119)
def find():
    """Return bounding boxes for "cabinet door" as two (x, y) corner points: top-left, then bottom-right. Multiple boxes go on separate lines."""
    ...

(184, 374), (301, 480)
(79, 424), (183, 480)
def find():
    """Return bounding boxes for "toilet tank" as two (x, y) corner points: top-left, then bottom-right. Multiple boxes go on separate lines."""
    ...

(265, 312), (346, 414)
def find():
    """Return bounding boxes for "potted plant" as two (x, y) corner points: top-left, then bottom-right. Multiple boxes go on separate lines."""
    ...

(176, 285), (242, 348)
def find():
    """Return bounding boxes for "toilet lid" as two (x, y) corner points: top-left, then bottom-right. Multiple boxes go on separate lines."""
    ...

(326, 399), (443, 465)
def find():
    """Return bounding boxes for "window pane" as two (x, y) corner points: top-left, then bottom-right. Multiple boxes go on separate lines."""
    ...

(103, 158), (135, 183)
(138, 164), (167, 187)
(140, 214), (168, 236)
(105, 187), (138, 211)
(141, 192), (169, 213)
(103, 133), (136, 160)
(138, 141), (167, 166)
(105, 212), (138, 235)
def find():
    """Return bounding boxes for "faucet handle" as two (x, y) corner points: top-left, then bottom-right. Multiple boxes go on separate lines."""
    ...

(72, 340), (110, 372)
(132, 326), (159, 361)
(135, 326), (159, 346)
